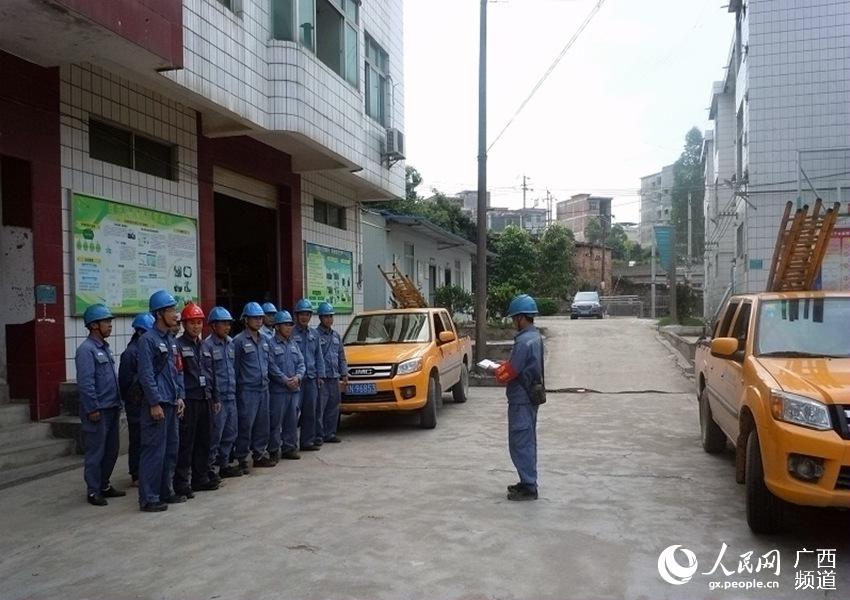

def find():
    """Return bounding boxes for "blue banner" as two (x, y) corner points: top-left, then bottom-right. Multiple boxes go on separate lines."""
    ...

(654, 225), (673, 272)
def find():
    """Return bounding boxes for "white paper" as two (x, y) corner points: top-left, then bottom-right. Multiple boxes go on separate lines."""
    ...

(477, 359), (500, 371)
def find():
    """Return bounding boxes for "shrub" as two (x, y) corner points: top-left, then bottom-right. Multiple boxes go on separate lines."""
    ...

(487, 283), (520, 320)
(536, 297), (558, 316)
(434, 285), (473, 317)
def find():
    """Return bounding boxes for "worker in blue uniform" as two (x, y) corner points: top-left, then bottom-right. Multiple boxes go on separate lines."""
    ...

(136, 290), (186, 512)
(268, 310), (306, 462)
(261, 302), (277, 338)
(233, 301), (283, 473)
(174, 303), (218, 497)
(292, 298), (326, 450)
(75, 303), (125, 506)
(490, 294), (545, 501)
(317, 302), (347, 443)
(118, 312), (155, 488)
(201, 306), (242, 478)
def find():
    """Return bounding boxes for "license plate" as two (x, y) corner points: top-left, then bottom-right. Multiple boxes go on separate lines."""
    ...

(347, 383), (377, 395)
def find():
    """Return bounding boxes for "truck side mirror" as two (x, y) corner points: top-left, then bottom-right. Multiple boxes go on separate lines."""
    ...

(710, 337), (738, 358)
(438, 331), (456, 344)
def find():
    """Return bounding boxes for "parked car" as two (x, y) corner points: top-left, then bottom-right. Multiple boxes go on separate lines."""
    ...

(695, 291), (850, 533)
(342, 308), (472, 429)
(570, 291), (603, 319)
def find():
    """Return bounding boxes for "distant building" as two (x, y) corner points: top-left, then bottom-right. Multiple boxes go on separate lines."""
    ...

(617, 222), (641, 244)
(555, 194), (612, 242)
(639, 164), (675, 247)
(488, 207), (548, 234)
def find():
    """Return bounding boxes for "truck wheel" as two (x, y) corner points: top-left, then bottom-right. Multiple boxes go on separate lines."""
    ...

(745, 429), (784, 534)
(699, 388), (726, 454)
(452, 363), (469, 403)
(419, 375), (439, 429)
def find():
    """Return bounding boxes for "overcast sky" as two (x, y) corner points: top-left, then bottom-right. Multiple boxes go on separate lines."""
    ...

(403, 0), (735, 224)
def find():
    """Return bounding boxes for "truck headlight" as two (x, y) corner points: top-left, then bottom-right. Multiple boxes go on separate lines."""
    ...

(769, 390), (832, 431)
(397, 357), (423, 375)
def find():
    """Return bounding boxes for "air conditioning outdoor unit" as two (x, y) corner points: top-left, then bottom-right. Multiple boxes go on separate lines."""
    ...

(384, 128), (405, 165)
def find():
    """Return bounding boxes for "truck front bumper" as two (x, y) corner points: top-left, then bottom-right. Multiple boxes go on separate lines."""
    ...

(340, 371), (428, 413)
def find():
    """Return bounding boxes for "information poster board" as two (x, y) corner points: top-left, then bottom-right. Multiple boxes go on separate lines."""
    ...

(72, 193), (199, 315)
(304, 242), (354, 314)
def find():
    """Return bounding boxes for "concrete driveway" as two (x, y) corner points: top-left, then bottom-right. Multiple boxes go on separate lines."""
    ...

(1, 316), (847, 599)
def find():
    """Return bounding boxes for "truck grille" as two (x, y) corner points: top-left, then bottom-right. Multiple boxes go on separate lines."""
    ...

(341, 391), (397, 403)
(836, 466), (850, 491)
(831, 405), (850, 440)
(347, 364), (395, 380)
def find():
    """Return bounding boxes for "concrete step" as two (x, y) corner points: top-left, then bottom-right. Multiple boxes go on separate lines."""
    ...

(0, 381), (9, 404)
(59, 381), (80, 415)
(0, 438), (76, 471)
(0, 455), (82, 491)
(45, 415), (86, 454)
(0, 422), (52, 447)
(0, 402), (30, 427)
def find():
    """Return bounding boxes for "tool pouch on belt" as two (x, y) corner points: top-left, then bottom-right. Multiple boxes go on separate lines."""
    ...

(528, 381), (547, 406)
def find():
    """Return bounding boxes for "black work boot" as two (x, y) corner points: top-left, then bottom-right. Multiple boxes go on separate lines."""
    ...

(87, 493), (108, 506)
(207, 470), (222, 486)
(220, 464), (243, 478)
(192, 479), (220, 492)
(174, 486), (195, 499)
(239, 460), (251, 475)
(506, 485), (538, 501)
(253, 455), (276, 468)
(282, 450), (301, 460)
(140, 502), (168, 512)
(162, 493), (188, 504)
(268, 449), (280, 465)
(101, 486), (126, 498)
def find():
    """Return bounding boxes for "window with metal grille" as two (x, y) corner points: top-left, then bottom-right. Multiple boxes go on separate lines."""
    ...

(89, 119), (175, 180)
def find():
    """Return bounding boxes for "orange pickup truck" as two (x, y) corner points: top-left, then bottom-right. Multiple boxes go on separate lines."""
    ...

(695, 291), (850, 533)
(341, 308), (472, 429)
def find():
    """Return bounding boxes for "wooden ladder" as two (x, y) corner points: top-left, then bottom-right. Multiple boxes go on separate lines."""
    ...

(766, 199), (840, 292)
(378, 264), (429, 308)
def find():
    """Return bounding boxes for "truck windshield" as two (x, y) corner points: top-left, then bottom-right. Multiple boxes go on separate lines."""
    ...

(756, 298), (850, 358)
(344, 313), (431, 345)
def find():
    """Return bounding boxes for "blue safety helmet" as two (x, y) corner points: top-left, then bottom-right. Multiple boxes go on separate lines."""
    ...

(262, 302), (278, 315)
(207, 306), (234, 324)
(131, 312), (155, 333)
(317, 302), (335, 316)
(294, 298), (314, 314)
(273, 310), (295, 326)
(149, 290), (177, 313)
(242, 301), (265, 318)
(506, 294), (539, 318)
(83, 303), (113, 327)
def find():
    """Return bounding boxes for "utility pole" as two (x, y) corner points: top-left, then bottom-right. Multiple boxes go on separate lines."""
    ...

(546, 189), (553, 228)
(474, 0), (488, 363)
(669, 225), (678, 323)
(687, 191), (693, 263)
(520, 175), (531, 231)
(650, 236), (656, 318)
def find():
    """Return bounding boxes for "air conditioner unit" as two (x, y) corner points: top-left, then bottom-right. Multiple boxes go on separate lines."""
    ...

(385, 128), (405, 162)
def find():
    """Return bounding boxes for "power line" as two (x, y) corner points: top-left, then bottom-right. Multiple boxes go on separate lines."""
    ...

(487, 0), (607, 153)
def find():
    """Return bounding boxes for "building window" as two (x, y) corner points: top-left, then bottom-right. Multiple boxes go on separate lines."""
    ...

(216, 0), (241, 12)
(313, 198), (346, 230)
(89, 119), (175, 180)
(403, 242), (414, 279)
(365, 34), (389, 125)
(287, 0), (359, 86)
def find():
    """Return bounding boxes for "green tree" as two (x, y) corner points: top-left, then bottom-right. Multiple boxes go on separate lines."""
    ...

(606, 223), (629, 260)
(490, 225), (537, 292)
(418, 192), (476, 241)
(671, 127), (705, 261)
(584, 217), (603, 244)
(536, 223), (576, 299)
(405, 165), (423, 202)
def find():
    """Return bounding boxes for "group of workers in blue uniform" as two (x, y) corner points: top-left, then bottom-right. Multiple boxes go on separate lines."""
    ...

(75, 290), (348, 511)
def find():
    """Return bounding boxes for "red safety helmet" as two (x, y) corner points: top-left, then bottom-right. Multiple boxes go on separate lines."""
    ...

(181, 302), (205, 321)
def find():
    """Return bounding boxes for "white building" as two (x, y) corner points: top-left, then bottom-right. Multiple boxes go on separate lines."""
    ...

(361, 211), (475, 310)
(638, 164), (674, 247)
(0, 0), (404, 419)
(703, 0), (850, 317)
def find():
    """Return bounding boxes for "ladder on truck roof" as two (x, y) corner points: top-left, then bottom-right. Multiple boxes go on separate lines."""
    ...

(766, 198), (841, 292)
(379, 264), (429, 308)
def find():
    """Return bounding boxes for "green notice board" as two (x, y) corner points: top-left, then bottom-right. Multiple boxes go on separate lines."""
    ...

(71, 193), (199, 315)
(304, 242), (354, 314)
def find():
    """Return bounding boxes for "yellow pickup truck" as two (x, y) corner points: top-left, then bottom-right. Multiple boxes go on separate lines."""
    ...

(341, 308), (472, 429)
(695, 291), (850, 533)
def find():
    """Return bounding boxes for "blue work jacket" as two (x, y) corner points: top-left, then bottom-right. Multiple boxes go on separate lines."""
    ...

(293, 325), (326, 380)
(75, 335), (120, 414)
(505, 325), (544, 405)
(233, 329), (282, 391)
(137, 324), (184, 407)
(268, 334), (306, 392)
(318, 325), (347, 379)
(201, 334), (236, 402)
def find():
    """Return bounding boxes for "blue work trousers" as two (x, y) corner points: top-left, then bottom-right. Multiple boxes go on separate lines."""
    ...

(508, 403), (538, 489)
(236, 388), (270, 461)
(320, 378), (341, 441)
(270, 389), (301, 454)
(209, 401), (238, 468)
(138, 403), (179, 506)
(299, 379), (320, 449)
(82, 407), (120, 495)
(127, 422), (140, 480)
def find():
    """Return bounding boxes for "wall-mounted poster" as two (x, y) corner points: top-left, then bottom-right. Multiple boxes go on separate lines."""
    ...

(71, 193), (199, 315)
(304, 242), (354, 314)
